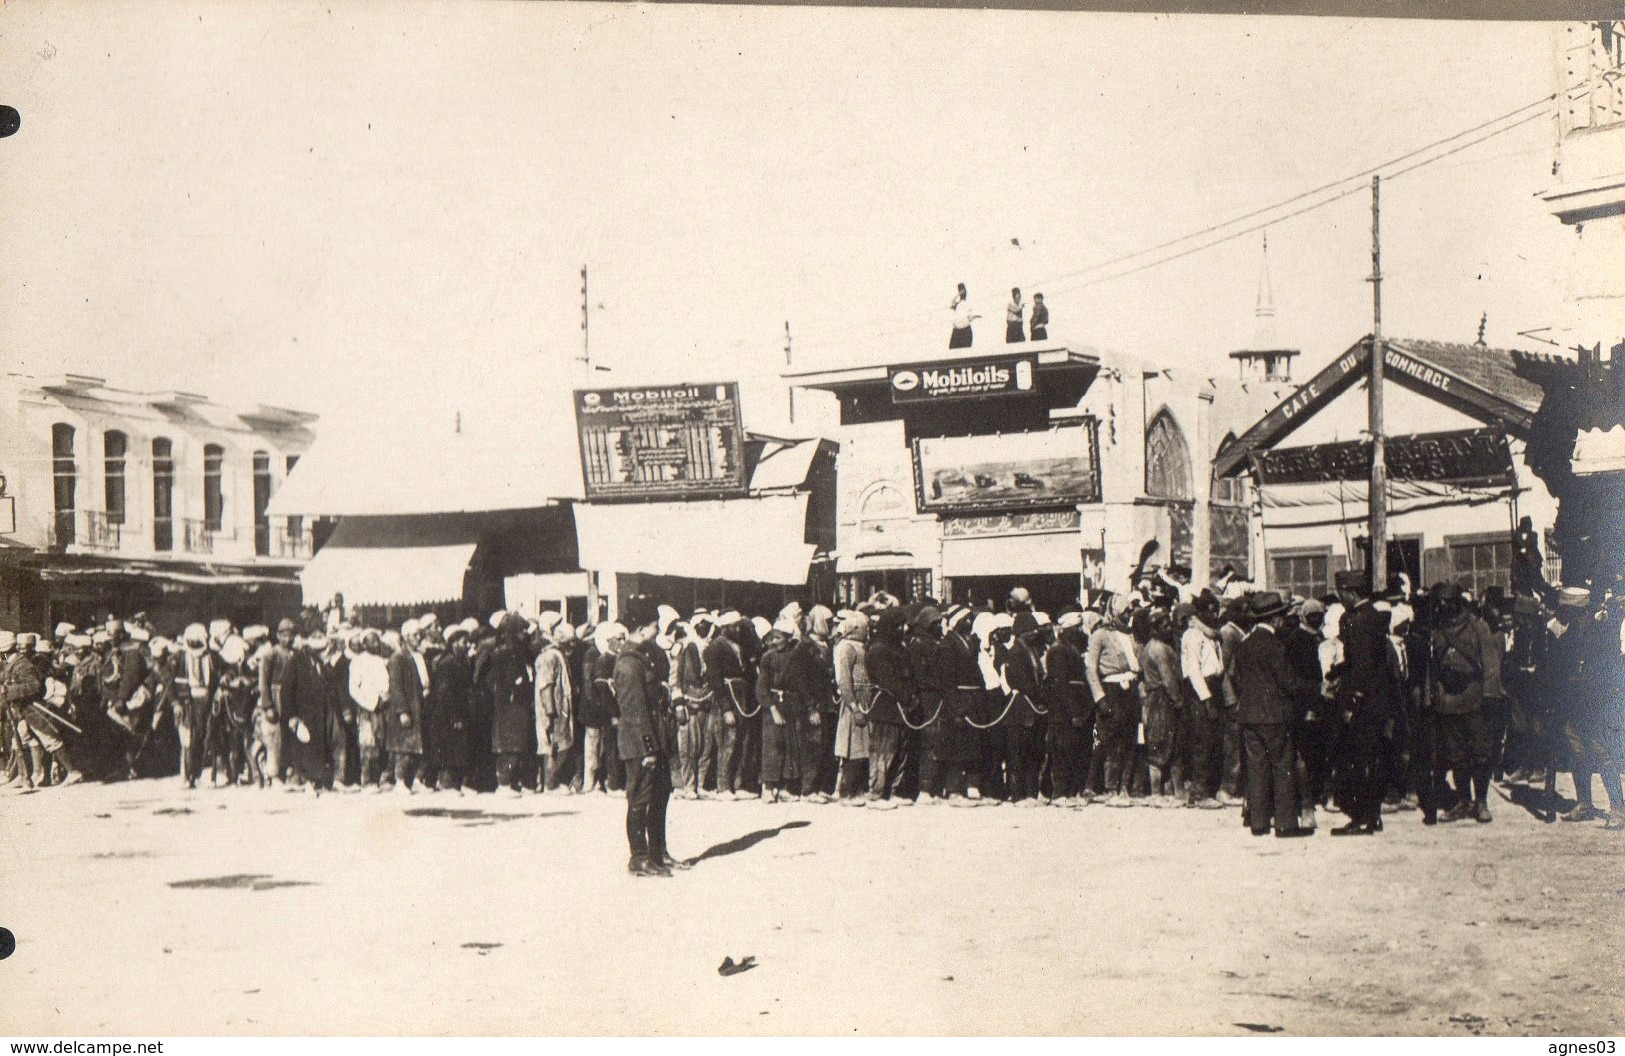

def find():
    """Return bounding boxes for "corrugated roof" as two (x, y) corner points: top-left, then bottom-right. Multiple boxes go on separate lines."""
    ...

(1388, 338), (1546, 416)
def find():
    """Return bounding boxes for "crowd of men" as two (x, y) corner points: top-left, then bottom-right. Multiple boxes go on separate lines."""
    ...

(2, 564), (1622, 875)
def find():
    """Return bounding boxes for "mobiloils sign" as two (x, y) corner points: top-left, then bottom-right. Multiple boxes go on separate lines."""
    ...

(889, 356), (1036, 403)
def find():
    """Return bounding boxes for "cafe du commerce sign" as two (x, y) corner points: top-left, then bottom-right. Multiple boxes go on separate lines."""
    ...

(888, 354), (1037, 404)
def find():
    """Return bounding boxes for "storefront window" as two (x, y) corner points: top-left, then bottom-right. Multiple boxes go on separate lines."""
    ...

(1270, 551), (1329, 600)
(1449, 537), (1512, 597)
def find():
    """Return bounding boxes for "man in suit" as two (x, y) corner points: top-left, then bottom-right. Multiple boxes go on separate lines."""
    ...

(1232, 591), (1318, 837)
(616, 596), (683, 877)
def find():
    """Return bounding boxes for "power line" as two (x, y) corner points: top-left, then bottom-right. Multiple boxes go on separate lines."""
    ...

(789, 93), (1557, 354)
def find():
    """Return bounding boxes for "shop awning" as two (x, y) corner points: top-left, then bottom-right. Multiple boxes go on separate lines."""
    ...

(300, 543), (477, 608)
(941, 532), (1080, 578)
(573, 495), (815, 585)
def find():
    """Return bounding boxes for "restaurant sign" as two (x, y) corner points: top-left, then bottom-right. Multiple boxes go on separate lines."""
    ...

(573, 383), (747, 501)
(889, 354), (1036, 403)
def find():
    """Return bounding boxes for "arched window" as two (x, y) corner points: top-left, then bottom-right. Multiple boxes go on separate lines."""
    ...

(51, 423), (76, 545)
(1144, 410), (1193, 501)
(253, 451), (272, 556)
(152, 437), (174, 551)
(1210, 433), (1245, 505)
(104, 430), (128, 526)
(203, 444), (225, 532)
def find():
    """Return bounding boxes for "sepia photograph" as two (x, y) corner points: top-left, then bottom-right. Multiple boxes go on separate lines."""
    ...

(0, 0), (1622, 1042)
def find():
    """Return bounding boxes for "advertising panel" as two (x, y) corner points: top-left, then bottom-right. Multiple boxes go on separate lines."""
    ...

(573, 383), (747, 501)
(913, 423), (1100, 514)
(888, 354), (1037, 403)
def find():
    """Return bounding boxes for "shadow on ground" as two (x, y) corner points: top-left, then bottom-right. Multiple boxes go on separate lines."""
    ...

(1497, 782), (1576, 822)
(168, 874), (316, 891)
(692, 820), (812, 863)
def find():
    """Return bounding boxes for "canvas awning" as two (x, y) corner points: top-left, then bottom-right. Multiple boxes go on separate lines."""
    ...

(941, 532), (1080, 577)
(573, 495), (815, 585)
(300, 542), (477, 608)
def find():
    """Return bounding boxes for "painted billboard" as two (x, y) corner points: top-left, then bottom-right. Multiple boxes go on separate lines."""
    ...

(912, 423), (1101, 514)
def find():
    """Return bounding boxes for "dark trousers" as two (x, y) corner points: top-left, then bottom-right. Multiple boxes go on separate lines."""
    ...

(1185, 701), (1224, 800)
(1096, 685), (1138, 795)
(1339, 719), (1387, 826)
(1242, 723), (1296, 833)
(391, 751), (421, 789)
(624, 756), (672, 862)
(1221, 710), (1244, 798)
(1045, 724), (1083, 799)
(1006, 724), (1042, 800)
(917, 720), (944, 798)
(495, 751), (525, 790)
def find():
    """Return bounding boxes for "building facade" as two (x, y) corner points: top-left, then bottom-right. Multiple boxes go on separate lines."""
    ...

(788, 337), (1288, 613)
(0, 373), (317, 633)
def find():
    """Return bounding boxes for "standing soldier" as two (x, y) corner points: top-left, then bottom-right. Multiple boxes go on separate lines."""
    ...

(211, 636), (256, 786)
(616, 597), (684, 877)
(1140, 609), (1184, 803)
(1428, 583), (1500, 823)
(790, 610), (836, 802)
(1554, 588), (1624, 826)
(1180, 598), (1226, 809)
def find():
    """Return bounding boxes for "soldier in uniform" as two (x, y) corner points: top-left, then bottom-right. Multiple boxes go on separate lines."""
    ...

(1086, 601), (1141, 804)
(1428, 583), (1501, 823)
(830, 610), (872, 804)
(615, 596), (685, 877)
(534, 612), (576, 794)
(1553, 588), (1624, 826)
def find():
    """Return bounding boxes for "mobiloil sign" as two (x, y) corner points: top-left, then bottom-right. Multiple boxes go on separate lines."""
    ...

(889, 355), (1036, 403)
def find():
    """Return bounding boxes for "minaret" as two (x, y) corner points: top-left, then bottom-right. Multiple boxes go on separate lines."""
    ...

(1252, 232), (1278, 352)
(1229, 232), (1297, 383)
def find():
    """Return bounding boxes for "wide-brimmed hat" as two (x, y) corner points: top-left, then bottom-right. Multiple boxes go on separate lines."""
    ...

(1247, 591), (1290, 620)
(1558, 586), (1591, 609)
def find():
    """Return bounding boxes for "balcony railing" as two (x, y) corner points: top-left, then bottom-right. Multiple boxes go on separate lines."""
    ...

(181, 518), (228, 555)
(273, 527), (314, 560)
(49, 510), (124, 551)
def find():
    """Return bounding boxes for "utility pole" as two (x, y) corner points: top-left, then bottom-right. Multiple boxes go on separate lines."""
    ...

(785, 320), (795, 424)
(1367, 175), (1387, 590)
(579, 265), (590, 368)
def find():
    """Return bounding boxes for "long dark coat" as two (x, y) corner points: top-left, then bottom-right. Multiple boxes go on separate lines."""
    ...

(479, 637), (534, 755)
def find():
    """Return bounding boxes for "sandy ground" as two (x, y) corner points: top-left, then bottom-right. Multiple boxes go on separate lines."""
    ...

(1, 776), (1622, 1037)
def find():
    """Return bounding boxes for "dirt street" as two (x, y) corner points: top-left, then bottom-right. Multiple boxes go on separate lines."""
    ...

(2, 778), (1622, 1036)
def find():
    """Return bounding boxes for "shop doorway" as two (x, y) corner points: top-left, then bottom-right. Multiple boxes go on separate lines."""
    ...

(949, 573), (1081, 615)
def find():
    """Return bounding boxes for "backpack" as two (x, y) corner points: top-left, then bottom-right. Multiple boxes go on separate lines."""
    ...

(1435, 629), (1480, 695)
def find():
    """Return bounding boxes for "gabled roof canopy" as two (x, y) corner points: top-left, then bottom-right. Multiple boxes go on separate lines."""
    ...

(1214, 336), (1548, 478)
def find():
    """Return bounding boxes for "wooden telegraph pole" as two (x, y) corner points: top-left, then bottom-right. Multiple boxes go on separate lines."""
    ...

(1367, 175), (1387, 590)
